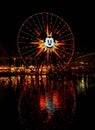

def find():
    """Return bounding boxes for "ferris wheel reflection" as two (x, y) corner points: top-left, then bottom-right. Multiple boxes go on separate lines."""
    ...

(18, 74), (76, 129)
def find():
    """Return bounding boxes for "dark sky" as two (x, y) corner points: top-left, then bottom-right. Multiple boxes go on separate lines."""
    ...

(0, 1), (95, 56)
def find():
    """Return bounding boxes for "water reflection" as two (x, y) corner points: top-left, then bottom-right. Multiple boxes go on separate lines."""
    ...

(73, 72), (95, 94)
(0, 72), (95, 129)
(18, 74), (76, 129)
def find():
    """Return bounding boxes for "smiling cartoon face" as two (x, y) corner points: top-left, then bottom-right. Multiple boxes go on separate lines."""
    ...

(44, 37), (55, 48)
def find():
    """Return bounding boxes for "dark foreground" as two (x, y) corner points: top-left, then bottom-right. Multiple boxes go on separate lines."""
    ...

(72, 87), (95, 130)
(0, 86), (95, 130)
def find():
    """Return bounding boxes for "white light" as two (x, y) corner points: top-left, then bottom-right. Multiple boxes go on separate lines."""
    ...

(44, 37), (55, 48)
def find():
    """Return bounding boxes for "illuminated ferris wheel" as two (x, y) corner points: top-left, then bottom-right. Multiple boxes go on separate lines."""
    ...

(17, 12), (75, 72)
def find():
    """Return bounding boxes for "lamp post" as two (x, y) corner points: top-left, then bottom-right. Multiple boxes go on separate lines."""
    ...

(13, 57), (16, 67)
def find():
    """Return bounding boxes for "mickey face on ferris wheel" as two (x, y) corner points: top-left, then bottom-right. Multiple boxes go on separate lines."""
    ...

(44, 37), (55, 48)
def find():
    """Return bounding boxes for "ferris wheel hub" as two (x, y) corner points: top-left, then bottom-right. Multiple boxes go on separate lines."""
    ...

(44, 37), (55, 48)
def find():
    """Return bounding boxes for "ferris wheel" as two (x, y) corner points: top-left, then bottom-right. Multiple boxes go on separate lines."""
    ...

(17, 12), (75, 72)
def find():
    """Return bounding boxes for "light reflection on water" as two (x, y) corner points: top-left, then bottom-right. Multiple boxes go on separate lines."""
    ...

(0, 72), (95, 129)
(17, 74), (76, 129)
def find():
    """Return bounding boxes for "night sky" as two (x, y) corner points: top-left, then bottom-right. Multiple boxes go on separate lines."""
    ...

(0, 1), (95, 56)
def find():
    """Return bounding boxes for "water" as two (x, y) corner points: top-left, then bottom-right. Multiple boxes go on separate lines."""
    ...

(0, 72), (95, 130)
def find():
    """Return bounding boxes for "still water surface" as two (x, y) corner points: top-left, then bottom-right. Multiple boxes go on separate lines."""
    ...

(0, 72), (95, 129)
